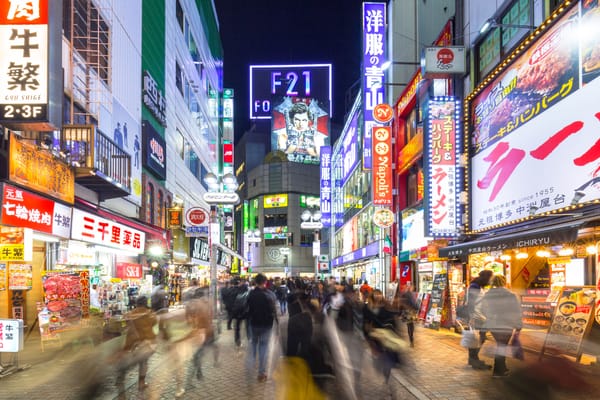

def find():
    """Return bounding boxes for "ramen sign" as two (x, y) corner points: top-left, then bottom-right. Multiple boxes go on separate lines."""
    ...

(186, 207), (209, 226)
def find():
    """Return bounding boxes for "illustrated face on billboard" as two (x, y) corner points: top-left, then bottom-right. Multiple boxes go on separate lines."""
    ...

(271, 97), (330, 165)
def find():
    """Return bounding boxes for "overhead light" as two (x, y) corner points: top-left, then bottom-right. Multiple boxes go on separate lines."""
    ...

(558, 248), (574, 256)
(586, 245), (598, 255)
(536, 249), (551, 258)
(479, 18), (536, 35)
(484, 255), (494, 262)
(500, 254), (511, 261)
(516, 252), (529, 259)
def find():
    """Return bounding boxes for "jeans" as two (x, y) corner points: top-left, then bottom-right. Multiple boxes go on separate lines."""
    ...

(490, 330), (512, 374)
(279, 300), (287, 315)
(248, 326), (272, 375)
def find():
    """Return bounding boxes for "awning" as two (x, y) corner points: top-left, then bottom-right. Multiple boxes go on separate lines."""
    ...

(438, 221), (583, 260)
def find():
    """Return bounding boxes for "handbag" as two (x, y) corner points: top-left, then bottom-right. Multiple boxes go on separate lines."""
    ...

(509, 330), (525, 360)
(460, 327), (480, 349)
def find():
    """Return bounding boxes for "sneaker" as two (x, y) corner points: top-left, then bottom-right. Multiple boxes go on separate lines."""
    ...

(257, 374), (267, 382)
(492, 370), (510, 378)
(469, 360), (492, 370)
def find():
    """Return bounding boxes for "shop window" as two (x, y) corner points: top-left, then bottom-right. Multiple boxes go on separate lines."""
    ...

(264, 214), (287, 227)
(407, 172), (418, 206)
(405, 109), (417, 143)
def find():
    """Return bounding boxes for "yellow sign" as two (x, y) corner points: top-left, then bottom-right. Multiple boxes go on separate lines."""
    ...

(168, 208), (183, 228)
(9, 135), (75, 204)
(264, 194), (288, 208)
(0, 244), (25, 261)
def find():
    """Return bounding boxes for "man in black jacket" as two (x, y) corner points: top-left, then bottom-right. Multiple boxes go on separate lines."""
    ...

(246, 273), (278, 382)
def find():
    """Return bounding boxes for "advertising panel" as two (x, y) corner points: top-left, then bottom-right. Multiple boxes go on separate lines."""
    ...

(320, 145), (332, 228)
(424, 97), (461, 236)
(341, 111), (360, 184)
(264, 194), (288, 208)
(9, 135), (74, 203)
(362, 2), (386, 169)
(71, 209), (145, 253)
(271, 97), (330, 164)
(401, 208), (427, 251)
(113, 100), (142, 205)
(142, 120), (166, 180)
(470, 3), (600, 230)
(0, 1), (48, 125)
(1, 183), (71, 237)
(249, 63), (332, 120)
(372, 126), (392, 206)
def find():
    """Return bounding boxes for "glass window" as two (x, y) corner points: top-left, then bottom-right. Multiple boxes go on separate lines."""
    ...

(476, 0), (533, 82)
(264, 214), (287, 227)
(176, 0), (184, 32)
(157, 190), (164, 228)
(175, 130), (185, 159)
(175, 61), (184, 96)
(146, 182), (154, 224)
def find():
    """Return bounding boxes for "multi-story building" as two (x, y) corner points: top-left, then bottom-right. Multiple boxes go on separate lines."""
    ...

(0, 0), (231, 327)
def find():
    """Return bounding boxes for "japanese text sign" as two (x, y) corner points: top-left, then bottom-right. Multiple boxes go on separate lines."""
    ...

(0, 319), (24, 352)
(362, 2), (386, 169)
(425, 97), (461, 236)
(320, 145), (332, 227)
(116, 262), (143, 279)
(71, 209), (145, 253)
(372, 126), (392, 206)
(1, 183), (71, 238)
(0, 0), (48, 124)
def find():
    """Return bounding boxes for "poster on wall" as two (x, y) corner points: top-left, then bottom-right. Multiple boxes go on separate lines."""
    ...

(271, 97), (330, 165)
(541, 286), (596, 361)
(8, 264), (32, 290)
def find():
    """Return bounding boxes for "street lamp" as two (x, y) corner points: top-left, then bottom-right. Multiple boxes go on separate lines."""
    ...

(203, 172), (239, 320)
(301, 208), (323, 277)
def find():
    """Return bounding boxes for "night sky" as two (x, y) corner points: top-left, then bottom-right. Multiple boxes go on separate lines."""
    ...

(214, 0), (365, 143)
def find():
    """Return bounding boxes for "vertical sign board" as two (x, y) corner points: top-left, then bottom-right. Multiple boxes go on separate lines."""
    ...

(372, 126), (392, 206)
(0, 0), (61, 130)
(0, 319), (24, 352)
(362, 2), (386, 170)
(424, 97), (461, 237)
(320, 145), (332, 228)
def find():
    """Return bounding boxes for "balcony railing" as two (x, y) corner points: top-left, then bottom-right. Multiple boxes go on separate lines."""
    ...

(62, 124), (131, 200)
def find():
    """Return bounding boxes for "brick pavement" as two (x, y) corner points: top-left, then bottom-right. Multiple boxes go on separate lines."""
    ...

(2, 318), (599, 400)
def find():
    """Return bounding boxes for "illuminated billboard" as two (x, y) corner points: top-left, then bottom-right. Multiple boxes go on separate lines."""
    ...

(264, 194), (288, 208)
(469, 3), (600, 231)
(249, 63), (332, 119)
(271, 97), (330, 165)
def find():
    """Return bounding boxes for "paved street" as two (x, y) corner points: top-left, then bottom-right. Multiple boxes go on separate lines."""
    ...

(2, 318), (599, 400)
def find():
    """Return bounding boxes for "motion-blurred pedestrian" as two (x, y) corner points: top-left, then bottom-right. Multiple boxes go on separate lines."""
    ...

(466, 269), (493, 370)
(481, 274), (522, 377)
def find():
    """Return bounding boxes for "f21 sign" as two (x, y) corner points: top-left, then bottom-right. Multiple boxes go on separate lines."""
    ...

(250, 64), (332, 119)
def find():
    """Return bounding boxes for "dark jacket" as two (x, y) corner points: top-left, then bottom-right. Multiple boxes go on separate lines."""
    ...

(247, 287), (277, 329)
(481, 287), (523, 332)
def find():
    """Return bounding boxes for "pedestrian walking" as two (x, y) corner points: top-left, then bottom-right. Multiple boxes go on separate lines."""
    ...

(114, 296), (157, 399)
(276, 279), (289, 315)
(246, 273), (278, 382)
(398, 283), (418, 347)
(466, 269), (493, 370)
(481, 274), (523, 378)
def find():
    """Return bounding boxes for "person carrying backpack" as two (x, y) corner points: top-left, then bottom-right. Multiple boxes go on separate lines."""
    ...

(231, 279), (250, 349)
(276, 280), (289, 315)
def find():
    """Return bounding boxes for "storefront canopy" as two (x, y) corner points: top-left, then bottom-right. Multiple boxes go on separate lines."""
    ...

(439, 221), (584, 260)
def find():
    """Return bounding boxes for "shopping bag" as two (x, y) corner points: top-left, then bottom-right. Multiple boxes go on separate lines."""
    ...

(509, 331), (525, 360)
(460, 328), (480, 349)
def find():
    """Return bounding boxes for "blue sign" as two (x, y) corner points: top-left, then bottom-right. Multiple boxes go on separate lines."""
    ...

(320, 145), (332, 227)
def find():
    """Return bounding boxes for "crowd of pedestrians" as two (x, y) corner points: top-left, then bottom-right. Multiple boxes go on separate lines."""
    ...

(80, 270), (569, 399)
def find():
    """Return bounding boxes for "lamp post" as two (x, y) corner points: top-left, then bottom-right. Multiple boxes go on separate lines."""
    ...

(245, 229), (261, 274)
(203, 172), (239, 319)
(301, 208), (323, 277)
